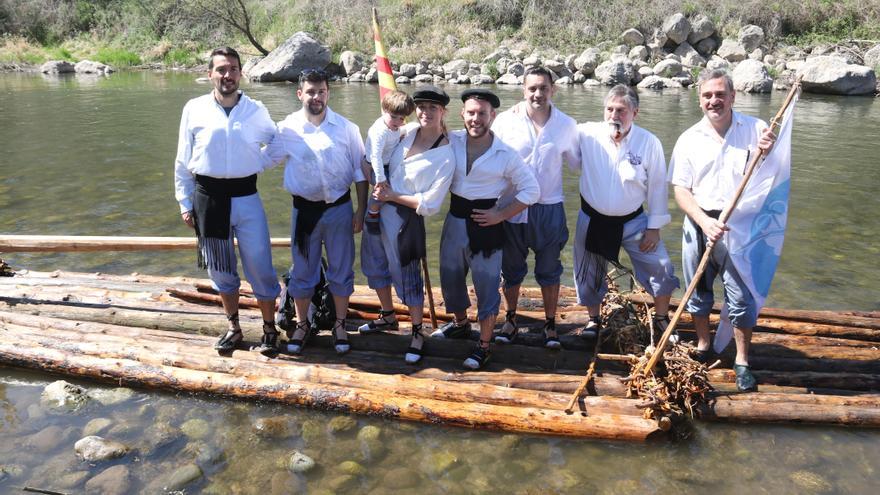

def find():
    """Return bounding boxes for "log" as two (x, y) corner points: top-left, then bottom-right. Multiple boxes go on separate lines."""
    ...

(0, 235), (291, 252)
(699, 393), (880, 427)
(0, 335), (662, 441)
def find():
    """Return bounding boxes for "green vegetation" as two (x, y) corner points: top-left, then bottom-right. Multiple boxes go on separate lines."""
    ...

(1, 0), (878, 67)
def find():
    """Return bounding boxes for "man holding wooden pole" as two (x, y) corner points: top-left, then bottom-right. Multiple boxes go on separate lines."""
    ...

(670, 69), (777, 392)
(173, 46), (280, 356)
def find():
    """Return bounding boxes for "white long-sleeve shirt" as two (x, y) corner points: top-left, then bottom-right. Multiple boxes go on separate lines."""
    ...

(577, 122), (671, 229)
(448, 130), (540, 206)
(492, 101), (580, 223)
(365, 115), (403, 183)
(669, 111), (768, 211)
(387, 129), (455, 217)
(173, 92), (276, 213)
(263, 107), (366, 202)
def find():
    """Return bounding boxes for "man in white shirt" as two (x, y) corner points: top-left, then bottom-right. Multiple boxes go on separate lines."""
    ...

(432, 89), (540, 370)
(491, 66), (580, 349)
(574, 85), (679, 341)
(262, 69), (368, 357)
(670, 69), (776, 392)
(173, 47), (280, 356)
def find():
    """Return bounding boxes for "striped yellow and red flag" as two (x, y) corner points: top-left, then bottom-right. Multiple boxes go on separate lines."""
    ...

(371, 7), (397, 103)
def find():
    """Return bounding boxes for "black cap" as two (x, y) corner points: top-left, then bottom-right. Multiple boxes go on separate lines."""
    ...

(460, 88), (501, 109)
(412, 85), (450, 106)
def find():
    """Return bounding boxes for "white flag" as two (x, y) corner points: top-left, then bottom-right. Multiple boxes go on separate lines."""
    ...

(714, 91), (799, 353)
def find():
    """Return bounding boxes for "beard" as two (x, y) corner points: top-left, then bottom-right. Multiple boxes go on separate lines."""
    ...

(465, 122), (489, 139)
(306, 100), (325, 116)
(216, 79), (239, 96)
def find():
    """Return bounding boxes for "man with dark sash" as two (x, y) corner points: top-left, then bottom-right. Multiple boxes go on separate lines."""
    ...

(173, 46), (280, 356)
(432, 89), (540, 370)
(574, 85), (679, 341)
(491, 66), (580, 349)
(263, 69), (367, 357)
(670, 68), (776, 391)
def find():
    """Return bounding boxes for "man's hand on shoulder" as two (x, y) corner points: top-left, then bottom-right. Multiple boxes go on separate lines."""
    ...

(181, 211), (195, 229)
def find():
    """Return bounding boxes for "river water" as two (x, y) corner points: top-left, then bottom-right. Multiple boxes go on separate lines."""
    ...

(0, 72), (879, 493)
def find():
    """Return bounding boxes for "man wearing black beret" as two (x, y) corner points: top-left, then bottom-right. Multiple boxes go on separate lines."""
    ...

(432, 88), (540, 370)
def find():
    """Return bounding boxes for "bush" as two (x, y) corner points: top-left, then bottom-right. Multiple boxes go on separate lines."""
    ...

(95, 46), (141, 66)
(45, 45), (74, 61)
(164, 47), (197, 66)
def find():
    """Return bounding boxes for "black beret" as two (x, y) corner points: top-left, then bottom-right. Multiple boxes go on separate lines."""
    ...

(412, 85), (450, 106)
(460, 88), (501, 109)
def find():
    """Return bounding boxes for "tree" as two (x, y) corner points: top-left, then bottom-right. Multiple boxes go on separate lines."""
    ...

(188, 0), (270, 56)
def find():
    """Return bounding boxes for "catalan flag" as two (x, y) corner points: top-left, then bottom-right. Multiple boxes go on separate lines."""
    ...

(371, 8), (397, 103)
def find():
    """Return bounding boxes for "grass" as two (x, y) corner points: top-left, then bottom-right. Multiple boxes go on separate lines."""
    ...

(0, 36), (46, 64)
(164, 48), (199, 67)
(94, 47), (141, 67)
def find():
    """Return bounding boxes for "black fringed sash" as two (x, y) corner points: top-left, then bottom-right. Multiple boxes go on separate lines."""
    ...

(192, 174), (258, 273)
(449, 194), (504, 258)
(576, 196), (642, 290)
(292, 191), (351, 257)
(693, 209), (723, 292)
(395, 204), (426, 297)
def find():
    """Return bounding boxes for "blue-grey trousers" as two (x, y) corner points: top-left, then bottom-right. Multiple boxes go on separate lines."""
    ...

(439, 214), (502, 321)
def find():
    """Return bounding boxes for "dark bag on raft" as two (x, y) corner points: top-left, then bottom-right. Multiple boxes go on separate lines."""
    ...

(280, 258), (336, 331)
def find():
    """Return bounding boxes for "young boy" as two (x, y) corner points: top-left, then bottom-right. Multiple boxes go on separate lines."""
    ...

(363, 90), (416, 221)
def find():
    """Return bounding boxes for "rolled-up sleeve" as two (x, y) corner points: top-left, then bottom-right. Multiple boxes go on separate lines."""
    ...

(173, 103), (195, 214)
(349, 124), (366, 183)
(506, 154), (540, 205)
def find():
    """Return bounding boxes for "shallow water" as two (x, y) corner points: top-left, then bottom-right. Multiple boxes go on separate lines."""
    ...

(1, 72), (879, 493)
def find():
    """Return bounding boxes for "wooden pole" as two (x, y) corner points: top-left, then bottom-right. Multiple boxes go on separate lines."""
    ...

(642, 78), (803, 375)
(421, 257), (439, 330)
(564, 328), (606, 414)
(0, 235), (290, 252)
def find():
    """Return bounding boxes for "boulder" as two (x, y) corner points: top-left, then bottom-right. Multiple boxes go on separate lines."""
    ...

(629, 46), (649, 62)
(482, 47), (511, 64)
(88, 387), (133, 406)
(573, 72), (588, 83)
(674, 42), (706, 67)
(163, 463), (203, 491)
(506, 62), (525, 76)
(412, 74), (434, 83)
(339, 51), (366, 75)
(797, 56), (877, 95)
(75, 436), (129, 462)
(672, 74), (694, 87)
(554, 76), (573, 85)
(247, 32), (331, 82)
(41, 380), (89, 412)
(739, 25), (765, 52)
(442, 59), (469, 77)
(28, 425), (72, 453)
(83, 418), (113, 437)
(254, 416), (294, 438)
(522, 55), (541, 66)
(695, 37), (719, 57)
(749, 48), (764, 61)
(637, 75), (682, 90)
(706, 56), (731, 71)
(181, 418), (210, 439)
(687, 15), (715, 44)
(732, 59), (773, 93)
(496, 73), (522, 85)
(544, 58), (565, 74)
(574, 47), (601, 74)
(472, 74), (496, 84)
(453, 74), (471, 84)
(564, 53), (578, 71)
(653, 59), (683, 78)
(241, 56), (262, 77)
(662, 13), (691, 45)
(718, 39), (748, 62)
(74, 60), (113, 75)
(85, 465), (130, 495)
(366, 67), (379, 83)
(40, 60), (75, 74)
(399, 63), (417, 78)
(288, 450), (316, 473)
(621, 28), (644, 46)
(610, 44), (629, 56)
(416, 60), (430, 75)
(594, 57), (636, 85)
(864, 44), (880, 69)
(651, 27), (668, 47)
(637, 66), (654, 77)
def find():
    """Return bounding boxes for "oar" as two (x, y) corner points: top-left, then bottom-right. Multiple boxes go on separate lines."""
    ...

(640, 77), (803, 376)
(0, 235), (290, 252)
(421, 257), (439, 330)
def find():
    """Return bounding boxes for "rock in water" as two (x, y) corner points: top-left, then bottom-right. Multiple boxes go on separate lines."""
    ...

(85, 465), (130, 495)
(74, 436), (130, 462)
(74, 60), (114, 75)
(594, 57), (635, 85)
(164, 463), (203, 491)
(247, 32), (331, 82)
(40, 61), (75, 74)
(288, 450), (316, 473)
(732, 59), (773, 93)
(41, 380), (89, 412)
(798, 56), (877, 95)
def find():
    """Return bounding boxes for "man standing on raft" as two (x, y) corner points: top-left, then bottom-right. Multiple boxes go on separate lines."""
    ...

(173, 47), (280, 356)
(491, 66), (580, 349)
(433, 89), (540, 370)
